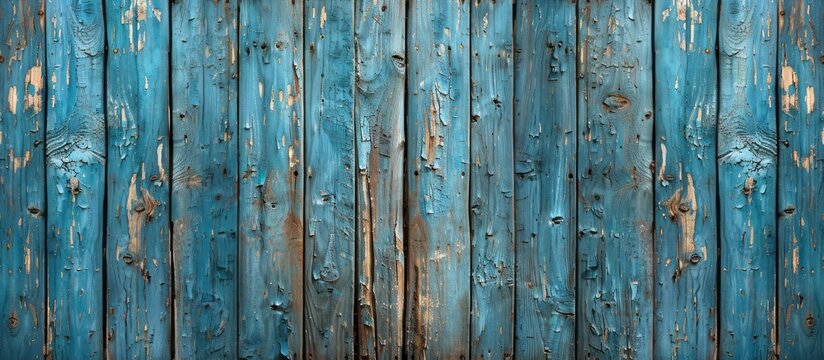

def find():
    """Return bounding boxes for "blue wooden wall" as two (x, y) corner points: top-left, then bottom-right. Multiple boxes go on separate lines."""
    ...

(0, 0), (822, 359)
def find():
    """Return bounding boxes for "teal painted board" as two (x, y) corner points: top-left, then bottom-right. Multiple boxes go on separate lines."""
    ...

(353, 0), (405, 359)
(576, 0), (654, 358)
(653, 0), (719, 358)
(45, 0), (106, 357)
(513, 0), (576, 358)
(105, 0), (172, 358)
(405, 0), (470, 357)
(0, 0), (46, 356)
(777, 0), (823, 357)
(171, 0), (239, 357)
(470, 0), (514, 358)
(238, 0), (304, 358)
(717, 1), (778, 358)
(304, 1), (355, 357)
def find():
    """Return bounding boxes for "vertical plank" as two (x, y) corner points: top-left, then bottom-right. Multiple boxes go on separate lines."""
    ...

(171, 0), (239, 357)
(717, 1), (778, 358)
(405, 0), (470, 357)
(513, 0), (576, 357)
(354, 0), (405, 359)
(45, 0), (106, 357)
(469, 0), (514, 358)
(304, 1), (355, 357)
(104, 0), (172, 357)
(653, 0), (719, 358)
(777, 0), (823, 357)
(238, 0), (304, 358)
(576, 0), (654, 358)
(0, 0), (46, 356)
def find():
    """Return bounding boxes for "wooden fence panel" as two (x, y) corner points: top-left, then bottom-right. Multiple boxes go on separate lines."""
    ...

(778, 0), (823, 357)
(470, 0), (514, 358)
(405, 0), (471, 357)
(104, 0), (172, 357)
(304, 1), (355, 357)
(0, 0), (46, 356)
(718, 1), (778, 358)
(238, 1), (305, 358)
(45, 0), (106, 357)
(171, 0), (239, 357)
(576, 0), (655, 358)
(513, 1), (577, 358)
(653, 0), (719, 358)
(353, 0), (406, 359)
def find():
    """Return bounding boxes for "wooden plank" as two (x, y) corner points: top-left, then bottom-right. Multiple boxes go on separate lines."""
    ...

(353, 0), (405, 359)
(104, 0), (171, 357)
(717, 1), (778, 358)
(238, 0), (304, 358)
(576, 1), (654, 358)
(44, 0), (106, 357)
(170, 0), (239, 357)
(469, 0), (514, 358)
(513, 0), (576, 358)
(405, 0), (470, 357)
(777, 0), (822, 357)
(0, 0), (46, 356)
(304, 1), (355, 357)
(653, 0), (719, 358)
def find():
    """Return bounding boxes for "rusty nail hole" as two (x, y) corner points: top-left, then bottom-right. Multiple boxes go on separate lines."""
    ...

(414, 170), (419, 176)
(806, 313), (815, 328)
(784, 206), (796, 214)
(678, 204), (690, 213)
(705, 48), (710, 54)
(461, 171), (466, 176)
(665, 174), (674, 181)
(820, 56), (824, 64)
(381, 4), (387, 11)
(779, 10), (785, 15)
(644, 111), (652, 119)
(551, 216), (564, 224)
(689, 253), (702, 264)
(593, 194), (601, 201)
(0, 55), (5, 63)
(122, 254), (134, 264)
(179, 113), (185, 119)
(28, 207), (40, 215)
(135, 204), (146, 213)
(568, 173), (574, 179)
(150, 175), (158, 181)
(293, 171), (299, 177)
(113, 48), (118, 54)
(741, 187), (752, 195)
(71, 186), (82, 195)
(261, 42), (268, 50)
(38, 10), (44, 16)
(471, 114), (480, 123)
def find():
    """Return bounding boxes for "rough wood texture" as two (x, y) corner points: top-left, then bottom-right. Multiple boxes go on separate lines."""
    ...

(45, 0), (106, 357)
(304, 1), (355, 357)
(576, 0), (654, 358)
(238, 1), (304, 358)
(717, 1), (778, 358)
(513, 1), (576, 358)
(777, 0), (822, 357)
(405, 0), (470, 357)
(171, 0), (239, 357)
(104, 0), (172, 357)
(653, 0), (719, 358)
(470, 0), (514, 358)
(354, 0), (405, 359)
(0, 0), (46, 356)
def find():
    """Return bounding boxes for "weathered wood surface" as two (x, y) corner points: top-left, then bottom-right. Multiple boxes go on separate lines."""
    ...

(577, 0), (654, 358)
(718, 1), (778, 358)
(105, 0), (171, 358)
(171, 0), (239, 357)
(470, 0), (514, 358)
(405, 0), (471, 357)
(304, 1), (355, 357)
(778, 0), (822, 357)
(0, 0), (46, 357)
(354, 0), (405, 359)
(513, 1), (576, 358)
(4, 2), (823, 358)
(653, 0), (719, 358)
(45, 0), (106, 357)
(238, 0), (304, 359)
